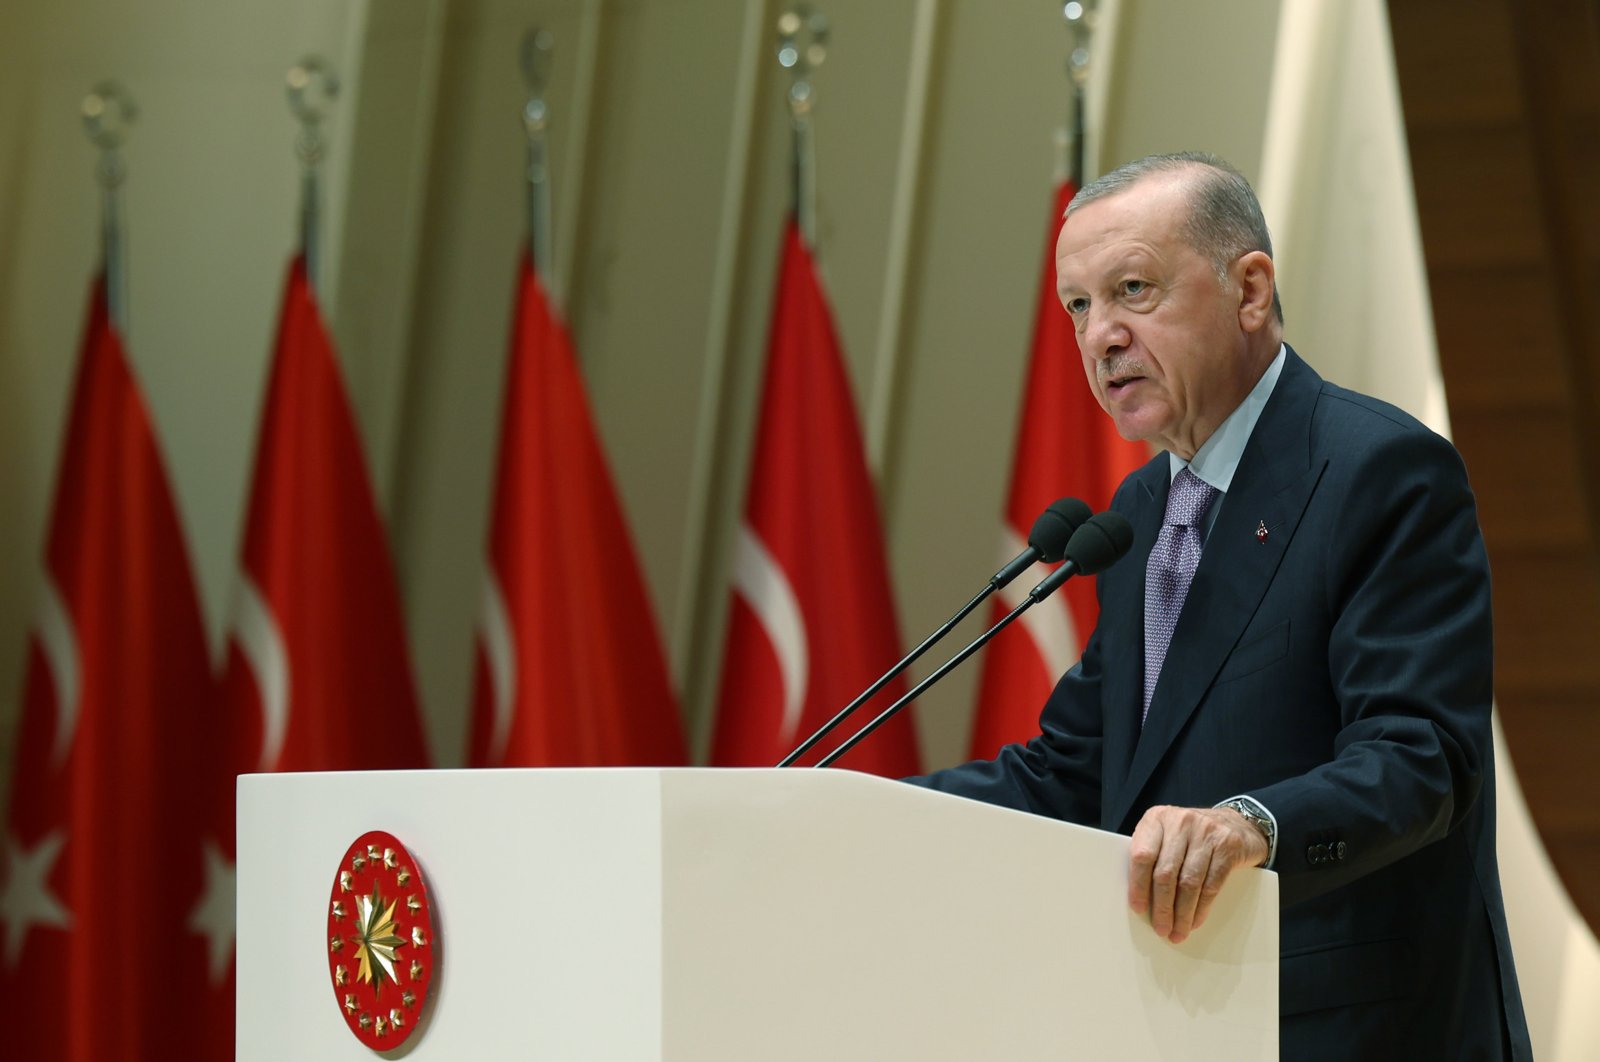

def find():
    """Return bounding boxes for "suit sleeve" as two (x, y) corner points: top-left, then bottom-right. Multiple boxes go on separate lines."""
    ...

(903, 588), (1108, 827)
(1248, 426), (1494, 907)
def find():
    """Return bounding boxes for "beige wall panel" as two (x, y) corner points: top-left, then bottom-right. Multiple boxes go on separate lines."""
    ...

(0, 0), (358, 798)
(884, 0), (1081, 771)
(385, 0), (599, 766)
(1099, 0), (1280, 176)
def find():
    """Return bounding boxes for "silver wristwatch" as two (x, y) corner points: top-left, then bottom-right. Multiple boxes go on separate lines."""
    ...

(1219, 797), (1276, 854)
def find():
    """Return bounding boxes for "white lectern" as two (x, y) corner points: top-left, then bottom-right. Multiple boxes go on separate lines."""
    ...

(237, 768), (1277, 1059)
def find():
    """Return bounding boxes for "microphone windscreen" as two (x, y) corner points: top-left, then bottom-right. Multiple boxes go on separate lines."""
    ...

(1063, 511), (1135, 575)
(1028, 497), (1092, 563)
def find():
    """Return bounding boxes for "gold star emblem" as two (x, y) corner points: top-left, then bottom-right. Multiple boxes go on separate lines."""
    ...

(335, 965), (348, 986)
(344, 994), (357, 1014)
(402, 990), (416, 1009)
(375, 1015), (388, 1038)
(340, 871), (352, 893)
(352, 853), (366, 873)
(396, 868), (411, 887)
(411, 926), (427, 948)
(383, 848), (398, 870)
(330, 935), (343, 953)
(331, 900), (346, 920)
(389, 1009), (405, 1029)
(359, 1013), (372, 1031)
(352, 886), (407, 994)
(406, 895), (420, 914)
(410, 960), (423, 982)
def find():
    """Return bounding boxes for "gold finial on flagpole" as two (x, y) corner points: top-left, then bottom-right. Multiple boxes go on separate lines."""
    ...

(777, 4), (829, 251)
(521, 28), (556, 286)
(82, 82), (137, 332)
(1062, 1), (1097, 186)
(287, 56), (340, 296)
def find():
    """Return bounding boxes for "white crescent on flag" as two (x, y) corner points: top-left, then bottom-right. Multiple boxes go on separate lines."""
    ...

(477, 569), (517, 764)
(732, 522), (809, 743)
(996, 525), (1080, 680)
(230, 573), (291, 771)
(37, 576), (81, 766)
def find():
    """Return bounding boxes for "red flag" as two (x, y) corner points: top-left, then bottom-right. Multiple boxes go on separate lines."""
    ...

(220, 255), (430, 777)
(467, 253), (686, 766)
(966, 180), (1149, 759)
(0, 279), (224, 1059)
(712, 222), (921, 775)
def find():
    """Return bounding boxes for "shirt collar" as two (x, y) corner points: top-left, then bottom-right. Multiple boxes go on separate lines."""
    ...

(1168, 343), (1287, 493)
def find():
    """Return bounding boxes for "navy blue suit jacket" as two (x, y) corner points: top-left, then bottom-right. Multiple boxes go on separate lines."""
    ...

(912, 349), (1531, 1059)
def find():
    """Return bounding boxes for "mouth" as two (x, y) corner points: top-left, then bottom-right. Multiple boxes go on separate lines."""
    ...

(1104, 373), (1146, 396)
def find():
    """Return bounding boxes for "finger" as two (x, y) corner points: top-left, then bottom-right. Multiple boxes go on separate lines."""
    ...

(1127, 813), (1166, 915)
(1189, 851), (1235, 936)
(1148, 829), (1186, 939)
(1167, 841), (1215, 943)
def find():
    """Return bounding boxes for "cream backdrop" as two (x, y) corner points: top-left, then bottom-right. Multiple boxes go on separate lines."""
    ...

(0, 0), (1594, 1054)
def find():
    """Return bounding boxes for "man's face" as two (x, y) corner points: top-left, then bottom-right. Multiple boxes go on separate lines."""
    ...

(1055, 174), (1254, 459)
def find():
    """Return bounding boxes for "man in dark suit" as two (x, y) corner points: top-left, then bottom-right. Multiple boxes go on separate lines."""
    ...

(910, 152), (1530, 1059)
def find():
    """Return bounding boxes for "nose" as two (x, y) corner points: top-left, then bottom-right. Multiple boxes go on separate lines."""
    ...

(1080, 303), (1131, 362)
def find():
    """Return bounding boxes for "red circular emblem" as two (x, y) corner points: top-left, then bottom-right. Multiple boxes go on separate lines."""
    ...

(325, 831), (437, 1050)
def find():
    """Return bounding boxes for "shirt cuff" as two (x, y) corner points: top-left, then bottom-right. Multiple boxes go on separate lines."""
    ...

(1216, 793), (1278, 870)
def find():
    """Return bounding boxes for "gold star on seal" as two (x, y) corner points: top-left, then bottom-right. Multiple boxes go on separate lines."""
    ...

(396, 868), (411, 887)
(335, 965), (348, 986)
(410, 960), (423, 982)
(344, 994), (357, 1014)
(353, 885), (407, 994)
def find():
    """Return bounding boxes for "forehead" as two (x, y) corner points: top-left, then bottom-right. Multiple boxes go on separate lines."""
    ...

(1056, 174), (1194, 278)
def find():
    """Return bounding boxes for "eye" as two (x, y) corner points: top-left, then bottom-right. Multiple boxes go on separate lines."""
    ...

(1064, 295), (1089, 315)
(1120, 279), (1148, 297)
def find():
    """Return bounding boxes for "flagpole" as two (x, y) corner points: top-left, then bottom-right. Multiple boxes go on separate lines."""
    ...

(1063, 1), (1096, 187)
(82, 82), (136, 334)
(777, 4), (828, 251)
(522, 28), (556, 288)
(287, 56), (339, 298)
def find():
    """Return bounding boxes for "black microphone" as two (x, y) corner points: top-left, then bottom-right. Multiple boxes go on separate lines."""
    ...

(776, 497), (1091, 768)
(814, 510), (1134, 768)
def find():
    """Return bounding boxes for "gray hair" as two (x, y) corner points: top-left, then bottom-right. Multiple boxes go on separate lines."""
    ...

(1067, 151), (1284, 324)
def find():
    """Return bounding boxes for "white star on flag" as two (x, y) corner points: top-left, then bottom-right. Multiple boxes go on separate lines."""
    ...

(0, 831), (72, 968)
(188, 839), (236, 983)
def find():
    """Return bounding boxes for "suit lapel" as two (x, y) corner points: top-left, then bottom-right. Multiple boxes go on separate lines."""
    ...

(1107, 349), (1329, 831)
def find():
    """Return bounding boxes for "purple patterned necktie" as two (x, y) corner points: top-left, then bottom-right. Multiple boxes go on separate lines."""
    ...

(1143, 468), (1219, 724)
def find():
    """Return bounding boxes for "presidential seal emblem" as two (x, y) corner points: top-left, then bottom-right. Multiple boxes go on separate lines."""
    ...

(326, 831), (437, 1050)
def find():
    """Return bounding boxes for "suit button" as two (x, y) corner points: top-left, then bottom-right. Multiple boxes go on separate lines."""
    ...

(1307, 844), (1325, 865)
(1334, 841), (1347, 861)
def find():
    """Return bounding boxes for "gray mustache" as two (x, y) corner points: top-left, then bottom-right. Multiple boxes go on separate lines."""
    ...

(1098, 356), (1148, 383)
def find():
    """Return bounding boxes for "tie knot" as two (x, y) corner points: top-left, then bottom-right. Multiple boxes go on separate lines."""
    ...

(1166, 468), (1218, 528)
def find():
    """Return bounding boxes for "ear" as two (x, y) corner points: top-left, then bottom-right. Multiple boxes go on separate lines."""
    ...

(1235, 251), (1276, 333)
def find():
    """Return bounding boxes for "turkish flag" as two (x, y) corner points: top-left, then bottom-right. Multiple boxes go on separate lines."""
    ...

(0, 278), (224, 1059)
(712, 222), (921, 775)
(220, 255), (430, 777)
(194, 257), (430, 1053)
(467, 252), (686, 766)
(966, 180), (1148, 759)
